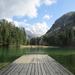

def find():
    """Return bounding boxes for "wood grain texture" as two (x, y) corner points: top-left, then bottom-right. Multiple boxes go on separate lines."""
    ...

(0, 55), (74, 75)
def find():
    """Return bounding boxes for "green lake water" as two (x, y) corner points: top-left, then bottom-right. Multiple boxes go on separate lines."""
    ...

(0, 47), (75, 74)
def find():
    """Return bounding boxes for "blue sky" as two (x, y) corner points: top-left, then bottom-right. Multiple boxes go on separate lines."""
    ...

(0, 0), (75, 37)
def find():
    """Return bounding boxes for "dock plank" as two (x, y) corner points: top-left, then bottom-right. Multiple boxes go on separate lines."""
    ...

(0, 54), (74, 75)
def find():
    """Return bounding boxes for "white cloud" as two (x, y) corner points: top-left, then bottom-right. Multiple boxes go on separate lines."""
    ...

(0, 0), (55, 37)
(4, 17), (49, 37)
(4, 17), (20, 27)
(0, 0), (56, 18)
(43, 14), (52, 20)
(41, 0), (56, 5)
(27, 22), (49, 37)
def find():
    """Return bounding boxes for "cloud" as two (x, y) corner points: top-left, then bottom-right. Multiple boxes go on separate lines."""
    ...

(4, 17), (20, 27)
(4, 17), (49, 37)
(0, 0), (56, 37)
(0, 0), (56, 18)
(41, 0), (56, 5)
(26, 22), (49, 37)
(43, 14), (52, 20)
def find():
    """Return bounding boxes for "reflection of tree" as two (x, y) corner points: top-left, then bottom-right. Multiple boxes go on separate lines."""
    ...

(0, 47), (9, 62)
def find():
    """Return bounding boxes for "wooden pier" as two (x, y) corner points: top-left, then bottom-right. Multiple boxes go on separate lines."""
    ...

(0, 55), (74, 75)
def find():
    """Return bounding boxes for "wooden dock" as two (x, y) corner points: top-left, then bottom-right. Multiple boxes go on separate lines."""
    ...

(0, 55), (74, 75)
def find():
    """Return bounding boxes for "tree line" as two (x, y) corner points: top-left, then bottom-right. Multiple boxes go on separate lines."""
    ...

(0, 19), (27, 47)
(30, 28), (75, 47)
(41, 28), (75, 46)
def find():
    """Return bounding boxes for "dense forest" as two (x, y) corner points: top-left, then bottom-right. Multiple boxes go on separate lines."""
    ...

(0, 19), (27, 47)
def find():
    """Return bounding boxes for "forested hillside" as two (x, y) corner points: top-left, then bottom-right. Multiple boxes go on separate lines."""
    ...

(0, 19), (27, 47)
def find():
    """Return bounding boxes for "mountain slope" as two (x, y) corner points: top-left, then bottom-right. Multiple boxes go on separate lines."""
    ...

(43, 12), (75, 46)
(47, 12), (75, 34)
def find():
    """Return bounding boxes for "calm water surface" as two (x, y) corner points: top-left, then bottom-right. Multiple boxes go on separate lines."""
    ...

(0, 47), (75, 74)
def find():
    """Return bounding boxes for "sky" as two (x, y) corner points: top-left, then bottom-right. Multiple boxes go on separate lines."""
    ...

(0, 0), (75, 37)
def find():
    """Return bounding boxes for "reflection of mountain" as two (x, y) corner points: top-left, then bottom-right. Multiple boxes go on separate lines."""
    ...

(42, 12), (75, 46)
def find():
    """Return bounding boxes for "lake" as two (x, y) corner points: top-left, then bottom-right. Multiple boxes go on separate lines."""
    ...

(0, 47), (75, 74)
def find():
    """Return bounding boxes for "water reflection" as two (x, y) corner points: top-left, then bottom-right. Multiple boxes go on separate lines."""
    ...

(0, 47), (75, 74)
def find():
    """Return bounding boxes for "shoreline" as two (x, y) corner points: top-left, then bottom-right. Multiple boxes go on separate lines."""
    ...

(20, 45), (59, 48)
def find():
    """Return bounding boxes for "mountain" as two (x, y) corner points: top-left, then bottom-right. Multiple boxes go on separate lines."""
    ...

(42, 12), (75, 46)
(47, 12), (75, 35)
